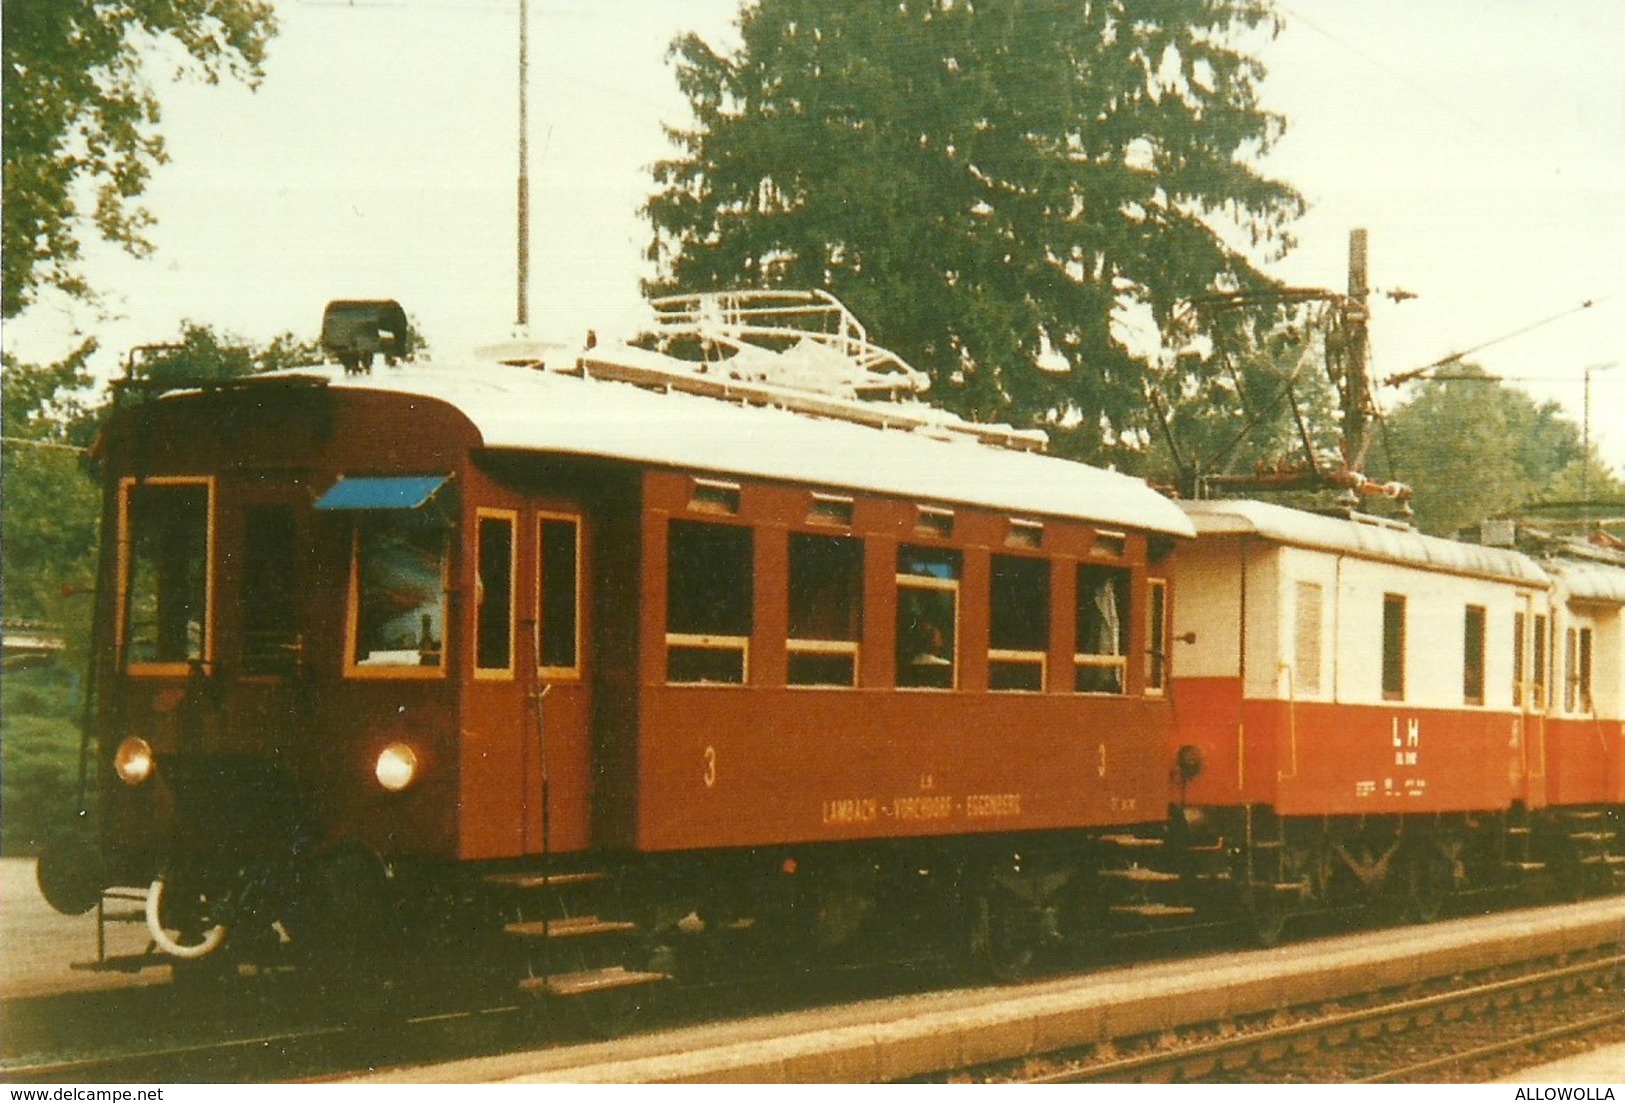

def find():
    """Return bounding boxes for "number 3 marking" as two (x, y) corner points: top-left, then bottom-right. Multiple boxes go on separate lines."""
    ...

(1097, 743), (1108, 779)
(703, 746), (717, 789)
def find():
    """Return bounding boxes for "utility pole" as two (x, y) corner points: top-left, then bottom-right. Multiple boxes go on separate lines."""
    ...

(1342, 228), (1371, 472)
(516, 0), (531, 330)
(1583, 361), (1618, 505)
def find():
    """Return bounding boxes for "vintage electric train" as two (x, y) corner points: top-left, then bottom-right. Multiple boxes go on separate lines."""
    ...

(37, 291), (1625, 1017)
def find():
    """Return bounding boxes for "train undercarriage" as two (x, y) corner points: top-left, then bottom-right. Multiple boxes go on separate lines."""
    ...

(44, 798), (1623, 1037)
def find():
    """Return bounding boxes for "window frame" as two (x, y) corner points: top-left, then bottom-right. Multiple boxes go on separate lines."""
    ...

(116, 475), (217, 678)
(988, 552), (1050, 693)
(1381, 593), (1407, 702)
(343, 506), (451, 681)
(786, 531), (864, 689)
(664, 518), (753, 686)
(895, 545), (961, 691)
(1075, 563), (1131, 695)
(1146, 577), (1169, 696)
(239, 503), (300, 679)
(537, 511), (583, 682)
(1463, 604), (1487, 707)
(474, 508), (518, 680)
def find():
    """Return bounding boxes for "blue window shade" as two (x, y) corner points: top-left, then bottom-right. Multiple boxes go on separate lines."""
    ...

(314, 475), (449, 511)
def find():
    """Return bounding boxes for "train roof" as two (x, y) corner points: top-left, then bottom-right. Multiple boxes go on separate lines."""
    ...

(1545, 556), (1625, 604)
(1180, 498), (1550, 586)
(274, 357), (1195, 538)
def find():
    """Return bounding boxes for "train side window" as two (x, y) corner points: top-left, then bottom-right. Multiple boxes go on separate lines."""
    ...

(666, 520), (752, 684)
(1463, 605), (1486, 706)
(1147, 578), (1169, 695)
(1075, 565), (1129, 694)
(989, 554), (1049, 692)
(349, 510), (448, 673)
(241, 505), (298, 676)
(1293, 581), (1322, 696)
(1513, 611), (1526, 707)
(787, 533), (863, 687)
(1381, 593), (1406, 701)
(475, 511), (516, 676)
(121, 478), (213, 672)
(1532, 614), (1548, 709)
(538, 516), (580, 676)
(1578, 627), (1594, 713)
(896, 546), (960, 689)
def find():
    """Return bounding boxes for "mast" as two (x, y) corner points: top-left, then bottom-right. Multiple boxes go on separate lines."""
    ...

(516, 0), (531, 330)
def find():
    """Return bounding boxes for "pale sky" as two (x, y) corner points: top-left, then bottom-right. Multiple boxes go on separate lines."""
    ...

(6, 0), (1624, 472)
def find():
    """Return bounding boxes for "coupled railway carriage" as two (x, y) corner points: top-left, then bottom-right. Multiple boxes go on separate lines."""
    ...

(1167, 499), (1625, 938)
(37, 290), (1625, 1011)
(41, 292), (1196, 1000)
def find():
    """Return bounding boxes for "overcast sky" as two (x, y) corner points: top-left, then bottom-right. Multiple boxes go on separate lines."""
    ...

(6, 0), (1623, 470)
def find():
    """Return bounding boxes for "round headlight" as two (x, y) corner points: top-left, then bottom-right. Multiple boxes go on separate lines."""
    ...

(114, 737), (154, 786)
(374, 743), (419, 792)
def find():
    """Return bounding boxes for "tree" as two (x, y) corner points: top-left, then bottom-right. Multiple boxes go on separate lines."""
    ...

(126, 320), (324, 392)
(2, 0), (277, 318)
(1372, 365), (1602, 537)
(1145, 299), (1343, 497)
(647, 0), (1303, 464)
(1, 343), (102, 621)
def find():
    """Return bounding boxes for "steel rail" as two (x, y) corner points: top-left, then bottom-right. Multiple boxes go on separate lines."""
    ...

(1020, 952), (1625, 1084)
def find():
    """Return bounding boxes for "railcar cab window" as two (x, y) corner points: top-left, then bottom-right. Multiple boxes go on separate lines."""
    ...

(1565, 625), (1594, 714)
(666, 520), (753, 684)
(989, 554), (1049, 691)
(787, 533), (863, 687)
(349, 510), (448, 673)
(120, 478), (213, 673)
(475, 511), (516, 676)
(896, 546), (960, 689)
(241, 505), (298, 676)
(1075, 565), (1129, 693)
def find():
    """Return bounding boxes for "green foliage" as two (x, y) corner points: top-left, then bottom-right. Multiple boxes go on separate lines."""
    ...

(647, 0), (1303, 464)
(2, 344), (103, 622)
(2, 0), (278, 318)
(126, 320), (323, 392)
(1373, 364), (1597, 536)
(1, 664), (87, 855)
(1146, 300), (1342, 494)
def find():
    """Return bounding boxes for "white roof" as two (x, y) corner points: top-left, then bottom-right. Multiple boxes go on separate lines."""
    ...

(1181, 498), (1549, 585)
(1546, 557), (1625, 604)
(278, 360), (1195, 537)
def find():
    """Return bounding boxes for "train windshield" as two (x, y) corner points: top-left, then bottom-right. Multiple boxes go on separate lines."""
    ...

(350, 511), (449, 670)
(120, 479), (212, 671)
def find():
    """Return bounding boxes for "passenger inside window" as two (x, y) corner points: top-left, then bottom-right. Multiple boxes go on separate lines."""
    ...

(1076, 565), (1130, 693)
(353, 511), (448, 668)
(896, 546), (959, 689)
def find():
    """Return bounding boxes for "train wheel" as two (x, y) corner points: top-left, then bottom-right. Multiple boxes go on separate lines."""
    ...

(1242, 884), (1286, 948)
(970, 889), (1037, 982)
(146, 875), (229, 960)
(1403, 846), (1451, 924)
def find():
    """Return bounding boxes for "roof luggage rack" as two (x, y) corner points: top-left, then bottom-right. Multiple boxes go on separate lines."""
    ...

(565, 290), (1050, 454)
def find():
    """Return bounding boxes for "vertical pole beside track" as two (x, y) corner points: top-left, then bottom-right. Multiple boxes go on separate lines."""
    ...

(516, 0), (530, 331)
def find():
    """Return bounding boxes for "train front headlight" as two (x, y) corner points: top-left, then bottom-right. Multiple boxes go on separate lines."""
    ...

(374, 742), (420, 792)
(114, 737), (154, 786)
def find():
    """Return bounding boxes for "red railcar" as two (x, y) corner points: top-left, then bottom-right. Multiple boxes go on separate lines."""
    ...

(42, 293), (1194, 1000)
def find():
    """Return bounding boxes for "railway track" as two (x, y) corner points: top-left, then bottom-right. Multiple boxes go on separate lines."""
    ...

(1002, 951), (1625, 1084)
(6, 900), (1622, 1084)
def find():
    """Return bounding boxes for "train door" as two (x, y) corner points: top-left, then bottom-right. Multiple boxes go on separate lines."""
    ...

(1511, 593), (1549, 809)
(529, 509), (592, 854)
